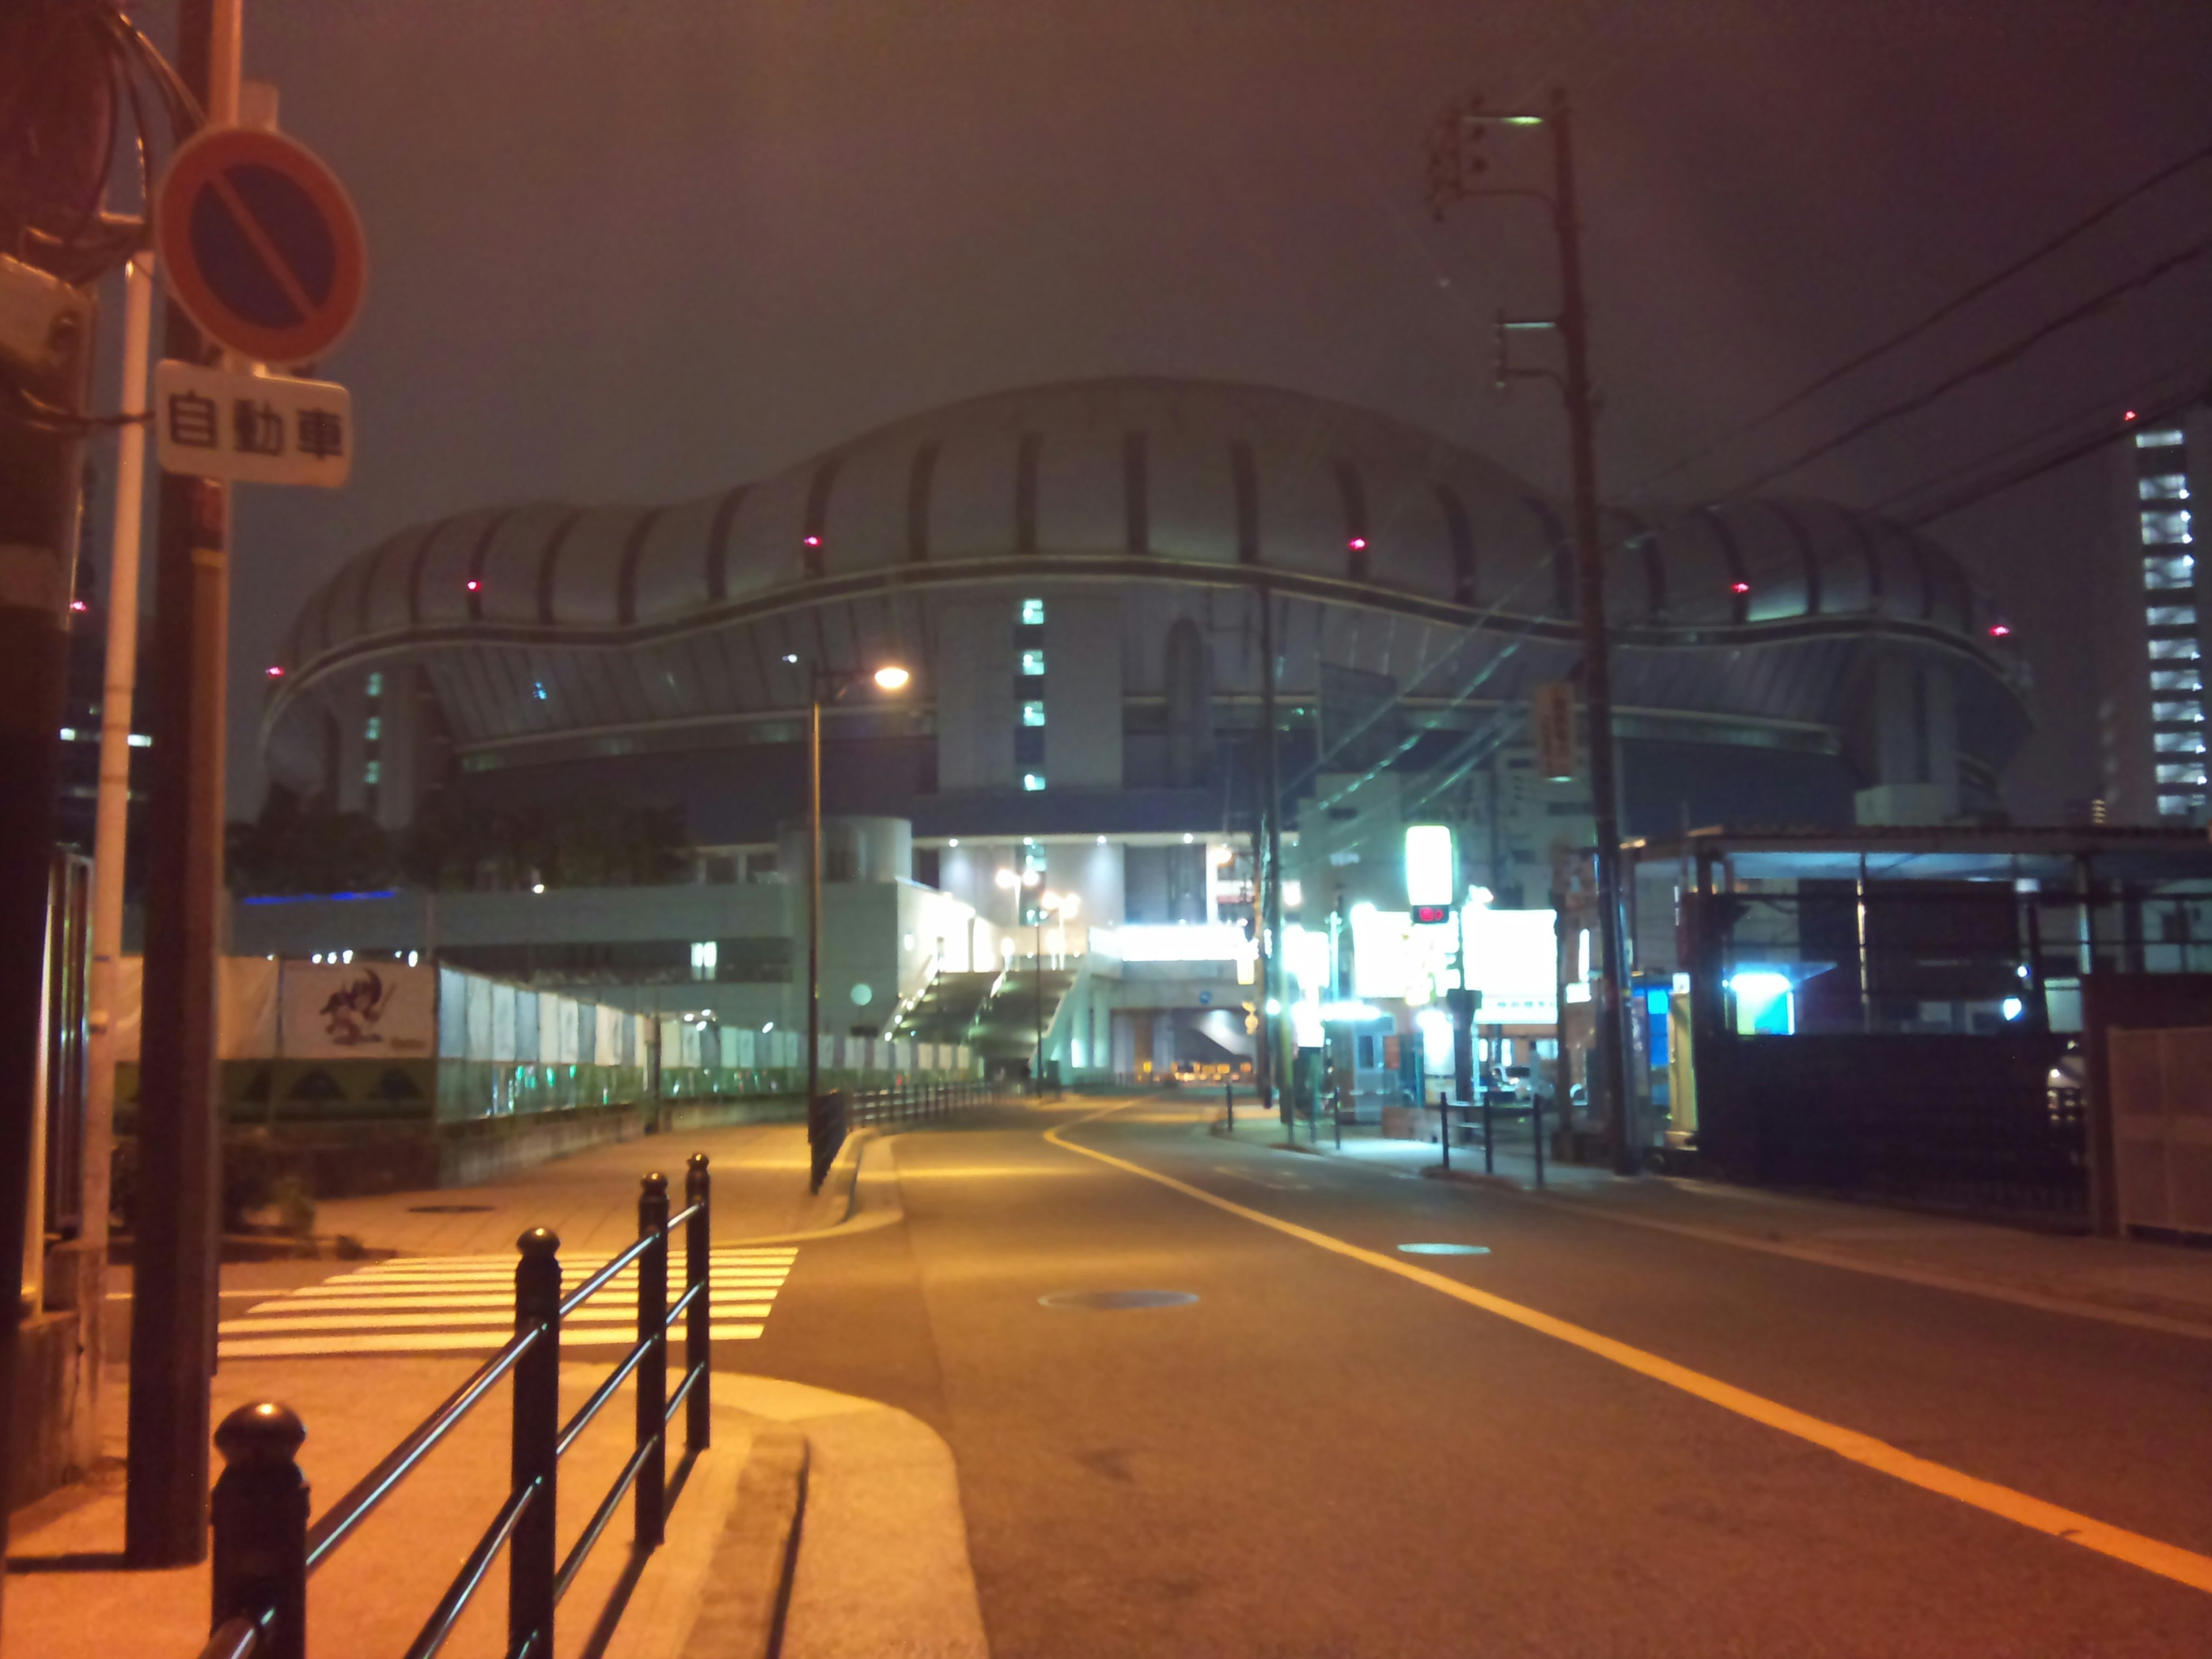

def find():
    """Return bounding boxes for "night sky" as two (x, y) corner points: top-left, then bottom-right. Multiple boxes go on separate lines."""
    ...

(110, 1), (2212, 820)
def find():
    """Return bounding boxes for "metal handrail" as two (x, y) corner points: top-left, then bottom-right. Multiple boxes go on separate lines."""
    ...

(305, 1325), (541, 1569)
(557, 1232), (656, 1319)
(195, 1613), (264, 1659)
(554, 1435), (657, 1603)
(555, 1335), (654, 1460)
(200, 1152), (717, 1659)
(402, 1480), (540, 1659)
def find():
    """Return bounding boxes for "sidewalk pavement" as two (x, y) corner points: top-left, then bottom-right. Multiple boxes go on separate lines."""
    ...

(4, 1358), (781, 1659)
(1213, 1105), (2212, 1339)
(310, 1120), (842, 1262)
(3, 1122), (940, 1659)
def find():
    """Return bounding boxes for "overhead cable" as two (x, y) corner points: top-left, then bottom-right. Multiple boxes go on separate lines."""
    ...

(1633, 135), (2212, 498)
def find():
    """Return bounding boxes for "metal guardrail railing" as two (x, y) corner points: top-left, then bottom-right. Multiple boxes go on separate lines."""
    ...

(194, 1154), (717, 1659)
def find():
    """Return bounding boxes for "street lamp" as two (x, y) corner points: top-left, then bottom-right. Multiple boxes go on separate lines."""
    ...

(805, 658), (909, 1164)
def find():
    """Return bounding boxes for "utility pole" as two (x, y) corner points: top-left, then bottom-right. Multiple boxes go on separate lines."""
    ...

(1256, 578), (1285, 1131)
(128, 0), (240, 1569)
(1427, 86), (1634, 1172)
(76, 252), (155, 1449)
(0, 147), (98, 1639)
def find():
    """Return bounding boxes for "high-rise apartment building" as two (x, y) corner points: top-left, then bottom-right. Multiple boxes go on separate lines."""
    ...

(2135, 419), (2205, 820)
(2099, 407), (2212, 825)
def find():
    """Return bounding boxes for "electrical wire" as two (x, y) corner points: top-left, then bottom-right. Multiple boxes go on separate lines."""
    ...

(1716, 228), (2212, 498)
(0, 0), (203, 286)
(1869, 360), (2212, 520)
(1633, 134), (2212, 499)
(1903, 382), (2212, 529)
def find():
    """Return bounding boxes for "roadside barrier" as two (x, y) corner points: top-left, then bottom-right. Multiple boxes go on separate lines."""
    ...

(195, 1155), (717, 1659)
(808, 1078), (999, 1190)
(847, 1076), (995, 1130)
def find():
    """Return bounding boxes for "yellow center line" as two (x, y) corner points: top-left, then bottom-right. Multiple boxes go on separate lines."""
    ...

(1045, 1103), (2212, 1598)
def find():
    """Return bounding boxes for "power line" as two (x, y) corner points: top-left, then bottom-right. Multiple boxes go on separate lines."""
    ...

(1633, 135), (2212, 498)
(1721, 228), (2212, 498)
(1904, 382), (2212, 529)
(1869, 361), (2212, 520)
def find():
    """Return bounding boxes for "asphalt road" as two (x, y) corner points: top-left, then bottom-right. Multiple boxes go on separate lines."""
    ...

(754, 1094), (2212, 1658)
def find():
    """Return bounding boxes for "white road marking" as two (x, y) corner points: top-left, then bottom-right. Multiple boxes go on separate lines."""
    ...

(220, 1325), (765, 1358)
(215, 1246), (796, 1360)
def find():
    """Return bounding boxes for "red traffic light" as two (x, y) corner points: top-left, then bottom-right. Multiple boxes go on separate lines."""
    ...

(1411, 904), (1453, 925)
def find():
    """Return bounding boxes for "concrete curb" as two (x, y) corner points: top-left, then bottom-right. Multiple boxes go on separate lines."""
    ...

(722, 1377), (991, 1659)
(672, 1424), (811, 1659)
(726, 1128), (890, 1248)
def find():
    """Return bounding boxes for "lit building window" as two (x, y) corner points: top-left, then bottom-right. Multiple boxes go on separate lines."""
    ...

(1021, 700), (1046, 727)
(2146, 605), (2198, 627)
(1022, 772), (1047, 791)
(365, 716), (381, 741)
(2152, 669), (2203, 691)
(2138, 429), (2186, 448)
(2152, 702), (2205, 724)
(2156, 763), (2208, 785)
(2150, 639), (2202, 660)
(2159, 794), (2198, 815)
(365, 671), (384, 697)
(2155, 732), (2207, 753)
(2144, 553), (2196, 588)
(363, 759), (381, 785)
(690, 941), (718, 981)
(2142, 511), (2194, 544)
(1020, 649), (1046, 676)
(2142, 475), (2192, 501)
(1021, 598), (1046, 624)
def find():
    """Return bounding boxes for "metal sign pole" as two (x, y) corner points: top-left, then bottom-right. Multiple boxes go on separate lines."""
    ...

(127, 0), (240, 1569)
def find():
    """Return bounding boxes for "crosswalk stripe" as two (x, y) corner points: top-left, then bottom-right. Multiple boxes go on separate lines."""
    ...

(219, 1305), (777, 1334)
(217, 1247), (797, 1359)
(274, 1281), (785, 1308)
(221, 1325), (766, 1358)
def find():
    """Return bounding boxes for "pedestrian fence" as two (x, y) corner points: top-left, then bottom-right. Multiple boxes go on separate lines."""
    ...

(195, 1155), (717, 1659)
(806, 1077), (1001, 1187)
(846, 1077), (997, 1131)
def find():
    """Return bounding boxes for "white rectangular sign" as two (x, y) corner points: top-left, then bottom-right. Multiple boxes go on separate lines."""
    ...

(154, 358), (352, 487)
(279, 961), (437, 1060)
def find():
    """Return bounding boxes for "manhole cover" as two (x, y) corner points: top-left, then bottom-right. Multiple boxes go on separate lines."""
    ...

(1039, 1289), (1199, 1312)
(406, 1204), (496, 1214)
(1397, 1243), (1490, 1256)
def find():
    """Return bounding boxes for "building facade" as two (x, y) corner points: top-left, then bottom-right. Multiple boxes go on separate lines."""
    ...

(257, 377), (2033, 1086)
(2101, 406), (2212, 825)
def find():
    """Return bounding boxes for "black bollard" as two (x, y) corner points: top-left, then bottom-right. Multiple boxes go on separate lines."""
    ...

(510, 1227), (562, 1657)
(210, 1403), (310, 1659)
(636, 1173), (670, 1547)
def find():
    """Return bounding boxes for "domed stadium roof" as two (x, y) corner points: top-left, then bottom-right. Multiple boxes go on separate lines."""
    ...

(274, 376), (1999, 675)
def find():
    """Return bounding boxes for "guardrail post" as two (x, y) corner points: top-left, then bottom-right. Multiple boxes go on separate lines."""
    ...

(211, 1403), (309, 1659)
(636, 1173), (670, 1548)
(685, 1153), (711, 1453)
(1438, 1092), (1451, 1172)
(510, 1227), (562, 1659)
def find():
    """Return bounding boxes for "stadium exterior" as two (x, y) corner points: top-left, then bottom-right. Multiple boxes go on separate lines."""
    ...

(253, 376), (2032, 1096)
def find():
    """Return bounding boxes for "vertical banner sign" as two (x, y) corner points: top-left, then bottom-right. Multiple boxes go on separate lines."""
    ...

(1532, 681), (1579, 782)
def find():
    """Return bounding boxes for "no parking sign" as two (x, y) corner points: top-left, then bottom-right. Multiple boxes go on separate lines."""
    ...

(155, 126), (366, 365)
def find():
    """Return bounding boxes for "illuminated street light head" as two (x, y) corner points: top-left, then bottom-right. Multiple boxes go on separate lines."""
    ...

(873, 664), (911, 691)
(995, 868), (1020, 890)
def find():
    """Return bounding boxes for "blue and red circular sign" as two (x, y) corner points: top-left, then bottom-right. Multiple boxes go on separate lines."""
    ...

(155, 126), (366, 365)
